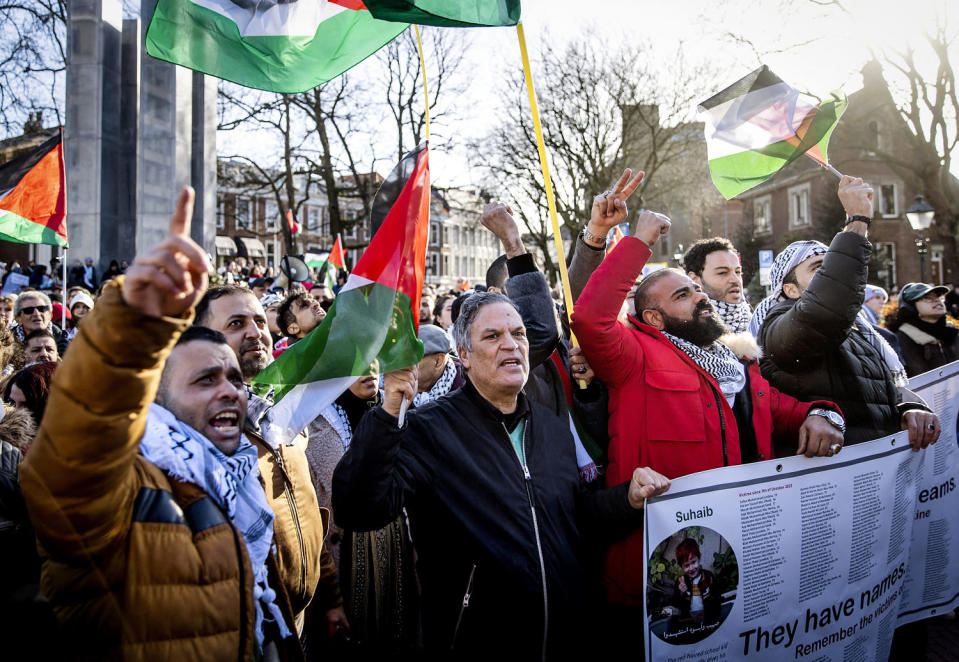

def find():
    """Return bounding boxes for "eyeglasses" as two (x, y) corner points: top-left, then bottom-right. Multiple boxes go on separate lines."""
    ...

(20, 305), (50, 315)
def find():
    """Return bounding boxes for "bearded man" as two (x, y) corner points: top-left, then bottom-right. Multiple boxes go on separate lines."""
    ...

(571, 209), (844, 625)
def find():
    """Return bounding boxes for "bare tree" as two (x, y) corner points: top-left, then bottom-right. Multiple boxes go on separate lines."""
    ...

(472, 33), (722, 282)
(0, 0), (66, 136)
(218, 86), (317, 254)
(379, 26), (468, 162)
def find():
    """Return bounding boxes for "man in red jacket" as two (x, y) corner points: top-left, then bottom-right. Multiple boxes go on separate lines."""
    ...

(571, 208), (844, 622)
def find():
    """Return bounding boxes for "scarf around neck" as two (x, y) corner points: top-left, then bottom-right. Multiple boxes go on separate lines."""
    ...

(413, 358), (457, 407)
(708, 297), (753, 334)
(663, 331), (746, 399)
(140, 403), (291, 648)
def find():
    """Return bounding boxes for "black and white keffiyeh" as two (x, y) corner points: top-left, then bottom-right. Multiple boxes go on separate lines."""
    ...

(748, 240), (828, 337)
(663, 331), (746, 400)
(708, 297), (753, 334)
(141, 404), (292, 648)
(412, 359), (457, 408)
(320, 402), (354, 451)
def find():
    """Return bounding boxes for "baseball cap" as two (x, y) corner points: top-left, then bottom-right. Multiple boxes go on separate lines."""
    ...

(899, 282), (950, 303)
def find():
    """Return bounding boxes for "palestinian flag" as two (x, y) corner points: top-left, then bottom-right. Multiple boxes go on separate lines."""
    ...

(145, 0), (408, 93)
(329, 235), (347, 271)
(699, 66), (847, 199)
(0, 130), (67, 247)
(286, 209), (301, 237)
(606, 225), (625, 255)
(313, 259), (337, 291)
(254, 143), (430, 440)
(363, 0), (520, 27)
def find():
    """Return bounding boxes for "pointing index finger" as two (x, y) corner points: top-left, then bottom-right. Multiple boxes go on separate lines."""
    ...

(169, 186), (196, 238)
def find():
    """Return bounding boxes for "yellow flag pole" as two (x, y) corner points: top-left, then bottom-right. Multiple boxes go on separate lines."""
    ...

(516, 22), (586, 387)
(414, 25), (430, 142)
(398, 24), (433, 426)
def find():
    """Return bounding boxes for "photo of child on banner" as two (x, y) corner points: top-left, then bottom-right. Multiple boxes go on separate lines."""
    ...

(647, 526), (739, 645)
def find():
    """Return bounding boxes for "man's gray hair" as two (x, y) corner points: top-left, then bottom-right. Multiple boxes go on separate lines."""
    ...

(452, 291), (520, 355)
(14, 290), (51, 315)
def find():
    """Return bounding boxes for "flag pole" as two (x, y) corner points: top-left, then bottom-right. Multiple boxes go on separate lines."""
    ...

(516, 22), (586, 388)
(805, 152), (843, 179)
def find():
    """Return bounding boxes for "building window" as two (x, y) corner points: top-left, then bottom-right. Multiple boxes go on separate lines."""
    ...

(788, 184), (810, 228)
(265, 201), (278, 232)
(430, 221), (441, 248)
(427, 253), (439, 276)
(235, 197), (252, 231)
(442, 255), (448, 277)
(879, 184), (897, 217)
(266, 241), (276, 268)
(217, 198), (225, 230)
(306, 205), (320, 232)
(866, 120), (880, 151)
(754, 196), (771, 234)
(872, 242), (897, 290)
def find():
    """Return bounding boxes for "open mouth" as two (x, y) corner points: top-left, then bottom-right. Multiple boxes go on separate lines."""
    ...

(500, 358), (523, 368)
(209, 410), (240, 437)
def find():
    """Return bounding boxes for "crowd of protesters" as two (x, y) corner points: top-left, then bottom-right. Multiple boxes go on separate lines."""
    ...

(0, 170), (954, 660)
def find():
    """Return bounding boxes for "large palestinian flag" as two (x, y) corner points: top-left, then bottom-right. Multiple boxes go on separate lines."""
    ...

(145, 0), (408, 93)
(699, 66), (847, 199)
(0, 130), (67, 247)
(254, 143), (429, 440)
(363, 0), (520, 27)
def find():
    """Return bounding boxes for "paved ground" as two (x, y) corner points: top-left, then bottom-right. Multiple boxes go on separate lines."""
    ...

(928, 610), (959, 662)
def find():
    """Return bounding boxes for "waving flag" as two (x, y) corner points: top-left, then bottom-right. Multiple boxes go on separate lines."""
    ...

(0, 130), (67, 247)
(286, 209), (300, 237)
(254, 143), (430, 441)
(363, 0), (520, 27)
(145, 0), (408, 93)
(329, 235), (347, 271)
(699, 66), (847, 199)
(606, 224), (625, 255)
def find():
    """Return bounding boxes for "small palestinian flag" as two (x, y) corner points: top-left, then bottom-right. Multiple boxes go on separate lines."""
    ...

(363, 0), (520, 27)
(606, 225), (625, 255)
(146, 0), (408, 93)
(286, 209), (301, 237)
(0, 130), (67, 248)
(329, 235), (347, 271)
(254, 143), (430, 441)
(699, 66), (847, 199)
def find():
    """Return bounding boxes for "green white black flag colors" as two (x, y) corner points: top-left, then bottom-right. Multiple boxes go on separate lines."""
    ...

(699, 66), (846, 199)
(146, 0), (408, 93)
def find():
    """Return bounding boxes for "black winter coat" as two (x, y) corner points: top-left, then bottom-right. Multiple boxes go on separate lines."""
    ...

(895, 321), (959, 377)
(332, 380), (641, 660)
(758, 232), (907, 445)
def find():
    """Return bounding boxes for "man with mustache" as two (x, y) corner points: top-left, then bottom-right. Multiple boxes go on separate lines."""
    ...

(20, 189), (325, 659)
(571, 207), (843, 642)
(193, 284), (344, 643)
(682, 238), (751, 334)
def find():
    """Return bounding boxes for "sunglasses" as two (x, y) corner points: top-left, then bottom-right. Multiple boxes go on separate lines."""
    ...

(20, 305), (50, 315)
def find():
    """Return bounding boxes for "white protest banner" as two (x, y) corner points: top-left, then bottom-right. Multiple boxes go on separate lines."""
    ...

(897, 360), (959, 625)
(1, 272), (29, 295)
(644, 432), (919, 662)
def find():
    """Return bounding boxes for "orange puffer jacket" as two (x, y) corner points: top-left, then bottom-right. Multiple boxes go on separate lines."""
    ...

(20, 281), (322, 661)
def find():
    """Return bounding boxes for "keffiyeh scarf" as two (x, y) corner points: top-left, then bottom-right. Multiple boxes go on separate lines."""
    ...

(412, 359), (457, 407)
(709, 297), (753, 334)
(748, 241), (828, 338)
(141, 404), (292, 649)
(663, 331), (746, 400)
(321, 401), (354, 451)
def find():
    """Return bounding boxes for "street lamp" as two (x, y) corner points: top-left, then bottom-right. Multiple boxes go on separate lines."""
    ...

(905, 194), (935, 282)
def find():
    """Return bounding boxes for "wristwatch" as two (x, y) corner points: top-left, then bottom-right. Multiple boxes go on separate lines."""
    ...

(808, 408), (846, 434)
(581, 227), (606, 248)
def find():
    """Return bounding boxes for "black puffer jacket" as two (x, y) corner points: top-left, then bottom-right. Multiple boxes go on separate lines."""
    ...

(332, 380), (641, 660)
(758, 232), (908, 445)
